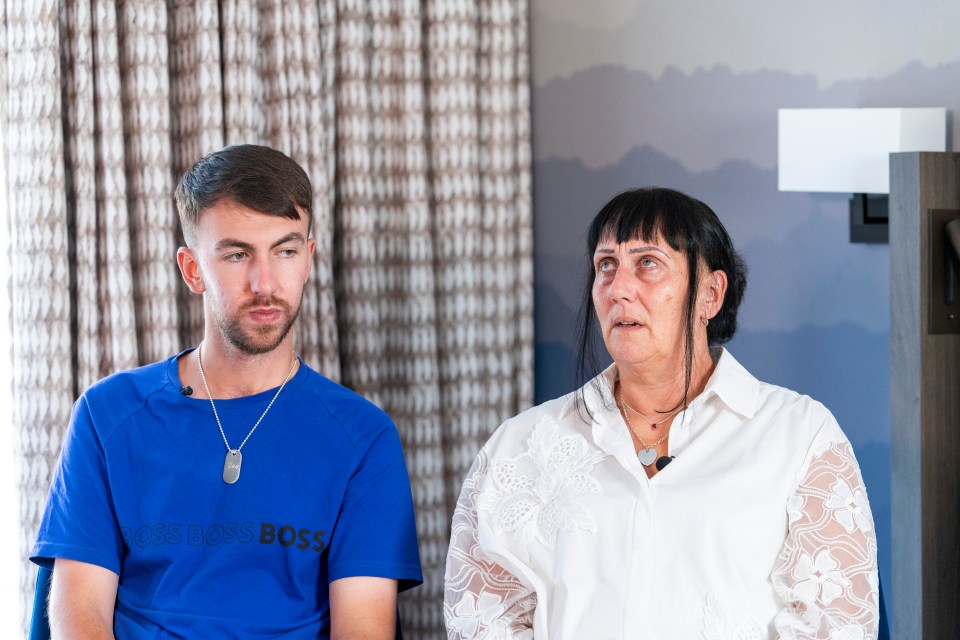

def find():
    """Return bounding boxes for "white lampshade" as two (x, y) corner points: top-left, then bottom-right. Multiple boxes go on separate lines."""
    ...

(778, 108), (946, 194)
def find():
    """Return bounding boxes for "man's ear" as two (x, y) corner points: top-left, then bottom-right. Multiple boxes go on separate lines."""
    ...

(304, 237), (317, 283)
(177, 247), (205, 294)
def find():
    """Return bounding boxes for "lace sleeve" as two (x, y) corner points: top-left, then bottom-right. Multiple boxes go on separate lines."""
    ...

(444, 450), (537, 640)
(772, 441), (879, 639)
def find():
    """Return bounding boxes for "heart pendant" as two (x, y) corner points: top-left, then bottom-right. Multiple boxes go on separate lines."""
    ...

(637, 448), (657, 466)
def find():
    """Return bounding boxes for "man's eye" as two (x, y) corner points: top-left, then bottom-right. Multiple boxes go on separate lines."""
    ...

(278, 248), (297, 257)
(226, 252), (246, 261)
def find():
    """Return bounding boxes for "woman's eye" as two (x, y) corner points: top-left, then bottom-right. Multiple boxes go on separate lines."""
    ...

(640, 257), (657, 268)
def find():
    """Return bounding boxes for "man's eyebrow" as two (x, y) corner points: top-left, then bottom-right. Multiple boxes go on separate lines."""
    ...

(270, 232), (306, 249)
(213, 232), (306, 252)
(214, 238), (255, 252)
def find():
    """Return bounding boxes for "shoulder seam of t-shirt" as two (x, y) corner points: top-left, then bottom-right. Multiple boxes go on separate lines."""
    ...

(301, 374), (388, 460)
(91, 365), (174, 446)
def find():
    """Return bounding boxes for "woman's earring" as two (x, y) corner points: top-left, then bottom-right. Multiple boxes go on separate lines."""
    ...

(701, 314), (709, 326)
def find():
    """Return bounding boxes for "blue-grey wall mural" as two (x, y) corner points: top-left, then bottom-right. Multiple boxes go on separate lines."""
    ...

(530, 0), (960, 609)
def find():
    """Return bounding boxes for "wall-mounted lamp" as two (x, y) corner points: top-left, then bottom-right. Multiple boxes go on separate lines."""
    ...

(778, 107), (947, 243)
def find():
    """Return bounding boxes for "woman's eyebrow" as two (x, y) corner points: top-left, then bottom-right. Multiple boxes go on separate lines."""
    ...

(593, 245), (668, 256)
(628, 245), (668, 255)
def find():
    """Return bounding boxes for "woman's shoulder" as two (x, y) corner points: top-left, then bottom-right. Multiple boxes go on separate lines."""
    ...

(481, 387), (589, 459)
(716, 350), (842, 430)
(744, 377), (852, 467)
(710, 350), (848, 458)
(753, 378), (839, 426)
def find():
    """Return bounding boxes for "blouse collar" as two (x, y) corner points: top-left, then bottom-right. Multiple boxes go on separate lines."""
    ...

(697, 347), (760, 419)
(573, 347), (760, 441)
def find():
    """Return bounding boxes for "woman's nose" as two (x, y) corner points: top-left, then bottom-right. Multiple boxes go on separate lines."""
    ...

(607, 266), (635, 300)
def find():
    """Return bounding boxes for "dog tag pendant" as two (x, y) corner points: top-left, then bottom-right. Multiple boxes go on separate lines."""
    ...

(637, 448), (657, 467)
(223, 449), (242, 484)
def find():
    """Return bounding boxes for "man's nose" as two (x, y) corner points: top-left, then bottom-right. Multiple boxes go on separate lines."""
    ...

(250, 258), (278, 297)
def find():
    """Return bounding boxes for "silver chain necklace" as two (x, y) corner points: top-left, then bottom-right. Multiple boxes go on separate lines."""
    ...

(196, 342), (298, 484)
(619, 386), (673, 467)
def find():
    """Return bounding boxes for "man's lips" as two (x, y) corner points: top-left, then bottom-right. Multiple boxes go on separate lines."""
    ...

(247, 307), (283, 323)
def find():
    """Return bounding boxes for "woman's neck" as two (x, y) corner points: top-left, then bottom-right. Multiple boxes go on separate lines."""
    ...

(617, 345), (717, 413)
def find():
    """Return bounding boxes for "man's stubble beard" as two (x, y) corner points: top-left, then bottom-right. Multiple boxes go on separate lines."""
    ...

(215, 297), (301, 356)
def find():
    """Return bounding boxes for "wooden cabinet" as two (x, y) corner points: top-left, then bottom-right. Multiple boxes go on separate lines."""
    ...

(890, 151), (960, 639)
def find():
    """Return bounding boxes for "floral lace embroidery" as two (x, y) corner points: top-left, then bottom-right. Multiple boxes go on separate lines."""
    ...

(824, 478), (872, 534)
(444, 450), (537, 640)
(482, 415), (605, 548)
(794, 550), (852, 605)
(828, 625), (868, 640)
(772, 441), (879, 639)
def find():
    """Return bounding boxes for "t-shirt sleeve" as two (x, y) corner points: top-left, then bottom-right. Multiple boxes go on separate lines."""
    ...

(30, 395), (125, 575)
(325, 411), (423, 590)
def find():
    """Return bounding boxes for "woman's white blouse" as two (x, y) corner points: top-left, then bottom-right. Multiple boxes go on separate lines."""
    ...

(444, 349), (879, 639)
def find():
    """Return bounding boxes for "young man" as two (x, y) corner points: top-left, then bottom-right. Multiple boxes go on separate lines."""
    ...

(31, 145), (422, 638)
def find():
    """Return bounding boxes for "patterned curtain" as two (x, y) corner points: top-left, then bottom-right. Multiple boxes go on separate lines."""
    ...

(1, 1), (532, 637)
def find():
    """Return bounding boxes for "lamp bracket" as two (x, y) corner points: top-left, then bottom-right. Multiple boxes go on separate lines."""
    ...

(849, 194), (889, 244)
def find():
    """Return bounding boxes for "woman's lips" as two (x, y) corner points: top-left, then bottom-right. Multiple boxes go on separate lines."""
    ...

(612, 317), (642, 329)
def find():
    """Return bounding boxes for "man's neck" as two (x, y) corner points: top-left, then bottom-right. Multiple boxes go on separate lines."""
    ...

(185, 335), (299, 399)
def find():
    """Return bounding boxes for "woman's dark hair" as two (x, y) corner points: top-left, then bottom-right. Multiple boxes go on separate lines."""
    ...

(574, 187), (747, 419)
(175, 144), (313, 245)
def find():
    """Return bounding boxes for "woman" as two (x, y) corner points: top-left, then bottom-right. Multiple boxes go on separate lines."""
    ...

(444, 188), (878, 639)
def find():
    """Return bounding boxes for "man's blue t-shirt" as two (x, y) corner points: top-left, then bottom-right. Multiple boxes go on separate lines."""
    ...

(31, 351), (422, 637)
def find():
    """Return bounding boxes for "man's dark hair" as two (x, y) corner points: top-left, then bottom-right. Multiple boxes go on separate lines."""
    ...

(575, 187), (748, 418)
(175, 144), (313, 245)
